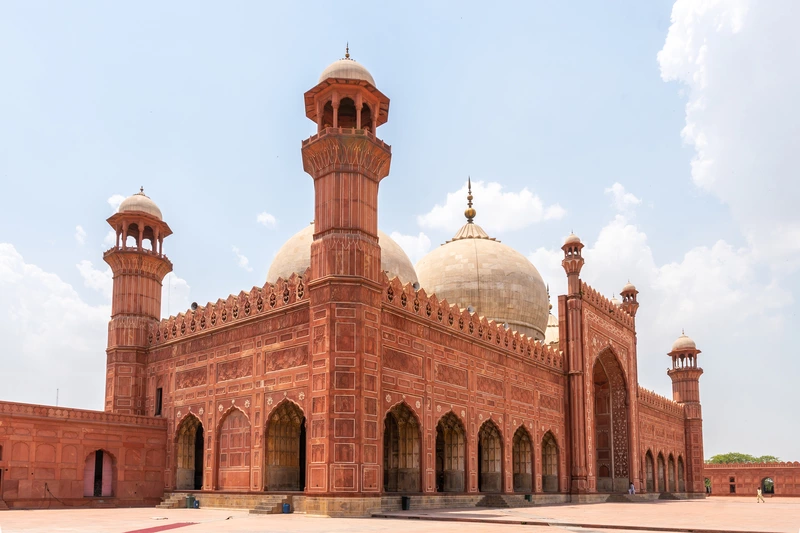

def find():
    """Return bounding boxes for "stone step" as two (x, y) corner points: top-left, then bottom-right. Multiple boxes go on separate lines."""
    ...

(0, 499), (9, 511)
(477, 494), (537, 508)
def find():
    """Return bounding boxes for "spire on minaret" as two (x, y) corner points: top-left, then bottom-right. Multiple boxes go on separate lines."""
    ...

(344, 42), (351, 60)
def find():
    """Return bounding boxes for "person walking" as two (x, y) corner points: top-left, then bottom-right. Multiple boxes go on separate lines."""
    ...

(757, 486), (765, 503)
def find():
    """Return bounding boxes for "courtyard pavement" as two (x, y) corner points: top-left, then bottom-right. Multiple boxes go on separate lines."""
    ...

(0, 497), (797, 533)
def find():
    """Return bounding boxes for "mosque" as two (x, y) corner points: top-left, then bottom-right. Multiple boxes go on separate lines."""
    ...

(0, 51), (706, 515)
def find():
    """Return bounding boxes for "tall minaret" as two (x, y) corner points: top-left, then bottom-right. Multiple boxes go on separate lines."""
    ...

(301, 48), (391, 498)
(561, 233), (589, 493)
(667, 332), (704, 493)
(103, 188), (173, 415)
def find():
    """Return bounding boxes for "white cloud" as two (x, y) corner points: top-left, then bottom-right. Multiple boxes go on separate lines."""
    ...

(257, 212), (277, 228)
(417, 181), (565, 234)
(389, 231), (432, 265)
(658, 0), (800, 267)
(76, 260), (112, 298)
(161, 272), (191, 318)
(232, 246), (253, 272)
(103, 229), (117, 248)
(0, 243), (109, 409)
(107, 194), (126, 212)
(605, 183), (641, 213)
(74, 225), (87, 245)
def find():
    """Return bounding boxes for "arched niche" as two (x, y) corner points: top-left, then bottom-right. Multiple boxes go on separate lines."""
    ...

(175, 414), (204, 490)
(265, 401), (306, 491)
(435, 412), (466, 492)
(592, 348), (630, 493)
(541, 431), (559, 493)
(512, 426), (533, 493)
(383, 403), (421, 493)
(478, 419), (502, 493)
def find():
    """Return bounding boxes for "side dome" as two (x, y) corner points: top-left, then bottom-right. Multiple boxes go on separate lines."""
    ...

(415, 227), (549, 340)
(267, 225), (417, 285)
(319, 58), (375, 86)
(118, 188), (162, 220)
(671, 333), (697, 352)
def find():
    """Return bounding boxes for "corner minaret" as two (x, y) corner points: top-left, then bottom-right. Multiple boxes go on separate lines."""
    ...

(103, 188), (173, 415)
(620, 281), (639, 318)
(301, 49), (391, 501)
(667, 332), (705, 493)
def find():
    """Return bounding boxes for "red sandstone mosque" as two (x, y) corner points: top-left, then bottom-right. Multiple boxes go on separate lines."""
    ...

(2, 51), (742, 514)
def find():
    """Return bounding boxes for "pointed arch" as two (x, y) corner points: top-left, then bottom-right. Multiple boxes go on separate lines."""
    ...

(657, 452), (666, 492)
(478, 419), (503, 493)
(435, 411), (466, 492)
(512, 425), (533, 493)
(677, 455), (686, 492)
(265, 400), (305, 491)
(175, 413), (204, 490)
(83, 449), (116, 497)
(383, 402), (421, 492)
(645, 450), (655, 492)
(541, 431), (559, 493)
(216, 406), (251, 491)
(668, 454), (676, 492)
(593, 346), (630, 493)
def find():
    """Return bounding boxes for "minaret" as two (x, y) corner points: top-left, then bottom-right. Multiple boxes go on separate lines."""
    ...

(667, 332), (704, 493)
(561, 233), (589, 493)
(103, 188), (173, 415)
(301, 48), (391, 499)
(620, 281), (639, 318)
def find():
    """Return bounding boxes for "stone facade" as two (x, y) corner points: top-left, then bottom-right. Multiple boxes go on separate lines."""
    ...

(704, 463), (800, 497)
(0, 55), (707, 515)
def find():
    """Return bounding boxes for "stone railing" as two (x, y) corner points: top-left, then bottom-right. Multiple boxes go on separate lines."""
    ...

(302, 126), (391, 151)
(704, 461), (800, 469)
(637, 386), (684, 418)
(0, 400), (168, 428)
(150, 271), (309, 346)
(581, 281), (634, 328)
(382, 276), (564, 371)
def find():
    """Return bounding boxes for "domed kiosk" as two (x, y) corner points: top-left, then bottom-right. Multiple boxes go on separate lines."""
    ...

(415, 180), (549, 340)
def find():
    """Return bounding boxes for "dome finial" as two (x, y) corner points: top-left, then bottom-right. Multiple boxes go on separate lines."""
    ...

(345, 42), (350, 60)
(138, 186), (145, 195)
(682, 328), (685, 335)
(464, 177), (476, 223)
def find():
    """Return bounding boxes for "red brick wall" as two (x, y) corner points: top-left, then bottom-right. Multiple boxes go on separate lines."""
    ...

(704, 463), (800, 496)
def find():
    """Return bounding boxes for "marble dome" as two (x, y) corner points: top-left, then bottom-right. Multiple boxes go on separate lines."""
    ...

(415, 220), (549, 340)
(266, 224), (417, 285)
(671, 333), (697, 352)
(118, 188), (162, 220)
(318, 55), (375, 86)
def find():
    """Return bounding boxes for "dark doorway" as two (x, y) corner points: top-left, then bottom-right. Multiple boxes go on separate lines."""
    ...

(176, 415), (203, 490)
(93, 450), (104, 497)
(193, 426), (204, 490)
(762, 477), (774, 494)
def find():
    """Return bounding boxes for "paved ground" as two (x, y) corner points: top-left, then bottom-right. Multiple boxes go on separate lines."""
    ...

(0, 497), (797, 533)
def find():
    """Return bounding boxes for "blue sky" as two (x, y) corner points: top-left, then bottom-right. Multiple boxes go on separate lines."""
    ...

(1, 1), (798, 460)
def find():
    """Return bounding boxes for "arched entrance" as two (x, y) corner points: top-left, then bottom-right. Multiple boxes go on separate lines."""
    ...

(645, 451), (655, 492)
(383, 403), (421, 493)
(762, 477), (774, 494)
(265, 401), (306, 491)
(678, 456), (685, 491)
(542, 432), (559, 492)
(435, 412), (466, 492)
(216, 408), (251, 491)
(176, 414), (204, 490)
(592, 349), (630, 493)
(83, 450), (114, 497)
(657, 453), (666, 492)
(512, 427), (533, 493)
(478, 420), (502, 493)
(668, 454), (676, 492)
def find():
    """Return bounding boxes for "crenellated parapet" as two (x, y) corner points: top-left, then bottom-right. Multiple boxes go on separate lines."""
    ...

(382, 275), (564, 371)
(637, 386), (684, 418)
(580, 281), (635, 329)
(704, 461), (800, 469)
(149, 271), (309, 346)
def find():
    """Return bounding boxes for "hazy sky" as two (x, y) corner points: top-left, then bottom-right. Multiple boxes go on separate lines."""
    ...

(1, 1), (798, 460)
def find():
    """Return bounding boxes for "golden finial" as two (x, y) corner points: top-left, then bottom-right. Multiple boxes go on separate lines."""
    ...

(547, 283), (553, 311)
(464, 177), (476, 223)
(345, 42), (350, 60)
(139, 186), (144, 194)
(682, 328), (685, 335)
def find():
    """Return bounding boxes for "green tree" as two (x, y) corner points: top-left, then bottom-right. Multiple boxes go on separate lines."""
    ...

(706, 452), (781, 464)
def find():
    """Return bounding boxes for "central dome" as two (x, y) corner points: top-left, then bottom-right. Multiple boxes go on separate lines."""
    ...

(267, 225), (417, 285)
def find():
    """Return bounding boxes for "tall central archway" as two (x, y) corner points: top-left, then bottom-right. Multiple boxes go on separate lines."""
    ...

(435, 412), (466, 492)
(176, 414), (204, 490)
(593, 349), (630, 493)
(265, 401), (306, 491)
(383, 403), (421, 492)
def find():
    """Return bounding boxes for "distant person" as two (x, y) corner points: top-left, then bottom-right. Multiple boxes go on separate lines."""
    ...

(757, 486), (765, 503)
(629, 481), (636, 495)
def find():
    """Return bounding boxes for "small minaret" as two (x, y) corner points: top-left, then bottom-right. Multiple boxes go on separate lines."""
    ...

(561, 233), (589, 492)
(667, 332), (705, 493)
(620, 281), (639, 317)
(103, 188), (173, 415)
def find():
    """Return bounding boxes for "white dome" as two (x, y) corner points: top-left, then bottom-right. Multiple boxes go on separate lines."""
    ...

(415, 222), (549, 340)
(267, 225), (417, 285)
(544, 312), (559, 347)
(118, 189), (162, 220)
(319, 59), (375, 86)
(671, 333), (697, 352)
